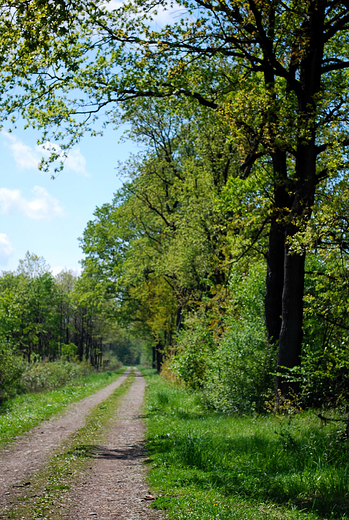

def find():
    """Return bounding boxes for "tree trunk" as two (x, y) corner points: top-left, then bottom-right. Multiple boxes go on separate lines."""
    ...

(265, 217), (285, 344)
(275, 227), (305, 396)
(264, 129), (288, 346)
(273, 8), (323, 395)
(156, 344), (163, 372)
(152, 346), (156, 369)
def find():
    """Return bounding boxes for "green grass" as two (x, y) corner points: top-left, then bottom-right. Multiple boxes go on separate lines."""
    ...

(2, 369), (135, 520)
(141, 369), (349, 520)
(0, 367), (127, 446)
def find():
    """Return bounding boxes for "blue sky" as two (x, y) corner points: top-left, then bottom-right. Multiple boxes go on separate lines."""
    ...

(0, 122), (138, 275)
(0, 2), (187, 276)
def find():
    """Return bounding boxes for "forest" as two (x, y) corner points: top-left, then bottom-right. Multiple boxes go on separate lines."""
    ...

(1, 1), (349, 517)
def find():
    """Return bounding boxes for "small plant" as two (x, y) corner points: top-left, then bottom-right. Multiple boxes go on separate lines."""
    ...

(264, 388), (303, 416)
(156, 390), (170, 406)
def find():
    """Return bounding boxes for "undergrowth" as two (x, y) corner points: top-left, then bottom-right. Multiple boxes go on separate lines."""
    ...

(1, 370), (135, 519)
(0, 367), (126, 446)
(141, 370), (349, 520)
(21, 360), (94, 393)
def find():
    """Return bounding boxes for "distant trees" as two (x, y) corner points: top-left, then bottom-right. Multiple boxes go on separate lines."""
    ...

(0, 252), (131, 367)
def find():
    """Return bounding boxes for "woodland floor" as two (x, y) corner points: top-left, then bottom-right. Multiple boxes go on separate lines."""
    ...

(0, 368), (164, 519)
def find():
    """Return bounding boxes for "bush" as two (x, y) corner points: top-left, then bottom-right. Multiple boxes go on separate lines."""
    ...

(202, 319), (275, 413)
(170, 261), (276, 413)
(0, 340), (25, 404)
(201, 262), (275, 414)
(286, 340), (349, 409)
(170, 311), (215, 389)
(21, 360), (92, 393)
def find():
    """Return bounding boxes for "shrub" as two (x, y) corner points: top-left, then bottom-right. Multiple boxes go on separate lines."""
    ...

(201, 262), (275, 413)
(0, 340), (25, 404)
(287, 340), (349, 409)
(21, 360), (92, 393)
(202, 319), (274, 414)
(170, 261), (276, 413)
(170, 312), (215, 389)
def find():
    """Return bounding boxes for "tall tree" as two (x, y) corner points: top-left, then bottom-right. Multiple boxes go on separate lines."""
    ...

(80, 102), (237, 364)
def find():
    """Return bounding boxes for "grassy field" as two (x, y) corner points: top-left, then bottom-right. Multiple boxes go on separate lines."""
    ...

(0, 367), (126, 446)
(141, 368), (349, 520)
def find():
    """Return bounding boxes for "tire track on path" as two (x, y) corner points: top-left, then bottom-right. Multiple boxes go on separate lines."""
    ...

(0, 368), (130, 504)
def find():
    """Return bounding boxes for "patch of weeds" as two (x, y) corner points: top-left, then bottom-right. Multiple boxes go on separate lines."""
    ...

(1, 370), (135, 520)
(0, 367), (127, 446)
(142, 373), (349, 520)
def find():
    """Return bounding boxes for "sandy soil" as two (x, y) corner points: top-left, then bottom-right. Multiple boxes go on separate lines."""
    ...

(62, 369), (164, 519)
(0, 368), (130, 506)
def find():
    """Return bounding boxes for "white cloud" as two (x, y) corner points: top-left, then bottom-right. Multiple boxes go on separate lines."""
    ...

(0, 186), (65, 220)
(2, 132), (40, 170)
(65, 148), (87, 175)
(2, 132), (88, 176)
(0, 234), (14, 266)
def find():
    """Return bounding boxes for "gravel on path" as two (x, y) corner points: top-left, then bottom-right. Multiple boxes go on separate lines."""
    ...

(0, 368), (130, 505)
(63, 368), (165, 520)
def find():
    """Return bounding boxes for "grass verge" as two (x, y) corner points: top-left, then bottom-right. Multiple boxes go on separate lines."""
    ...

(0, 367), (127, 447)
(141, 369), (349, 520)
(2, 369), (135, 520)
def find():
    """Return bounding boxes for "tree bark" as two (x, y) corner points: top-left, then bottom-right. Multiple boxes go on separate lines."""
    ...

(265, 152), (289, 344)
(265, 218), (285, 344)
(275, 231), (305, 396)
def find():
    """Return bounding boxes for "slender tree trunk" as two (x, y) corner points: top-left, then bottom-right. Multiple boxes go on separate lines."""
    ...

(176, 304), (182, 333)
(152, 346), (156, 369)
(156, 343), (163, 372)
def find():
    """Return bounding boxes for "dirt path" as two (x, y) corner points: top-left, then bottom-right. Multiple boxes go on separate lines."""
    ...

(0, 368), (130, 505)
(62, 369), (164, 519)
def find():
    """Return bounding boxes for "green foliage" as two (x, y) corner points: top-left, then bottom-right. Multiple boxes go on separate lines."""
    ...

(0, 339), (25, 404)
(143, 372), (349, 520)
(0, 253), (137, 377)
(171, 312), (215, 389)
(170, 260), (275, 413)
(202, 322), (274, 414)
(297, 246), (349, 407)
(0, 0), (348, 409)
(2, 0), (349, 414)
(202, 261), (274, 413)
(79, 104), (236, 357)
(285, 341), (349, 410)
(60, 342), (78, 361)
(21, 360), (91, 393)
